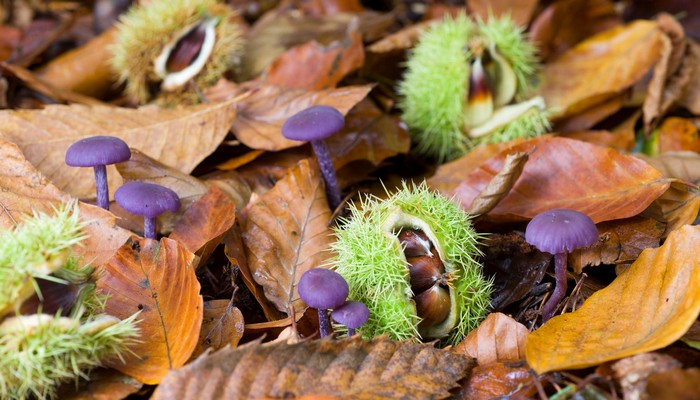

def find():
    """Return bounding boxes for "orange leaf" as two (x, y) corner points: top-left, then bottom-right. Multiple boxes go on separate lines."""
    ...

(264, 23), (365, 90)
(0, 97), (239, 199)
(231, 83), (372, 151)
(238, 159), (335, 314)
(453, 313), (529, 366)
(539, 20), (664, 119)
(451, 136), (670, 223)
(98, 237), (203, 384)
(151, 336), (473, 399)
(454, 362), (537, 400)
(526, 224), (700, 374)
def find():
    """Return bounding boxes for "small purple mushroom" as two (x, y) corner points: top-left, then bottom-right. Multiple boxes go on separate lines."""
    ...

(282, 105), (345, 210)
(298, 268), (349, 338)
(114, 182), (181, 239)
(525, 209), (598, 322)
(65, 136), (131, 210)
(332, 301), (369, 337)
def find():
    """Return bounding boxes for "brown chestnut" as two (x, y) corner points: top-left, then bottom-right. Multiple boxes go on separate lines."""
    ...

(415, 284), (451, 329)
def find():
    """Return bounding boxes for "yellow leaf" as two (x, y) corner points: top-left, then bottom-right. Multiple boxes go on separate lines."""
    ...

(526, 225), (700, 374)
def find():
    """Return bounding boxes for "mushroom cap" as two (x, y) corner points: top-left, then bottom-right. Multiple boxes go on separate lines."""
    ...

(65, 136), (131, 167)
(332, 301), (370, 329)
(525, 209), (598, 254)
(114, 182), (181, 218)
(281, 105), (345, 141)
(298, 268), (349, 310)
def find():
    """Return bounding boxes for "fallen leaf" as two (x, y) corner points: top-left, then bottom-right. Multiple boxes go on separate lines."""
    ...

(0, 98), (239, 199)
(569, 216), (664, 273)
(657, 117), (700, 153)
(642, 180), (700, 236)
(676, 41), (700, 114)
(647, 367), (700, 399)
(151, 336), (474, 400)
(635, 151), (700, 184)
(0, 26), (21, 62)
(296, 0), (365, 16)
(98, 237), (203, 384)
(466, 151), (529, 216)
(191, 299), (245, 359)
(453, 313), (529, 365)
(467, 0), (538, 27)
(170, 185), (237, 260)
(427, 139), (526, 195)
(611, 353), (682, 400)
(539, 20), (664, 119)
(366, 20), (437, 54)
(230, 83), (373, 151)
(526, 224), (700, 374)
(561, 128), (636, 152)
(554, 93), (629, 133)
(529, 0), (621, 61)
(454, 361), (537, 400)
(452, 136), (670, 223)
(238, 159), (335, 314)
(623, 0), (700, 38)
(36, 27), (117, 98)
(264, 21), (365, 90)
(55, 368), (143, 400)
(0, 139), (130, 266)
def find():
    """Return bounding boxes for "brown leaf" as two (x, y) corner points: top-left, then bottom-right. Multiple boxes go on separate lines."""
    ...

(0, 98), (239, 199)
(554, 93), (629, 133)
(229, 83), (372, 151)
(468, 0), (538, 27)
(526, 225), (700, 374)
(677, 41), (700, 114)
(453, 313), (528, 366)
(454, 361), (537, 400)
(0, 139), (130, 266)
(611, 353), (682, 400)
(191, 299), (245, 359)
(466, 151), (529, 216)
(55, 368), (143, 400)
(452, 136), (670, 224)
(264, 21), (365, 90)
(635, 151), (700, 184)
(427, 140), (526, 195)
(539, 20), (664, 119)
(561, 128), (636, 152)
(98, 237), (203, 384)
(647, 367), (700, 400)
(151, 336), (474, 400)
(36, 27), (117, 98)
(529, 0), (621, 62)
(170, 185), (237, 260)
(238, 159), (335, 314)
(642, 180), (700, 236)
(569, 216), (664, 273)
(366, 20), (437, 54)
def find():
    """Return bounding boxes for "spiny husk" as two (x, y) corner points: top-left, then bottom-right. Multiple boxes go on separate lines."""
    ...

(111, 0), (243, 104)
(332, 182), (492, 345)
(0, 313), (139, 400)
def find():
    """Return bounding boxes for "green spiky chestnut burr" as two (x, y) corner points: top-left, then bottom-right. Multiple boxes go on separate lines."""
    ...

(111, 0), (244, 105)
(398, 14), (550, 162)
(332, 182), (492, 345)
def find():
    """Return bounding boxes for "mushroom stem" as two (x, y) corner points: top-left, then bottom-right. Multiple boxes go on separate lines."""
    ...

(310, 140), (341, 210)
(317, 308), (332, 338)
(143, 217), (157, 240)
(347, 327), (356, 337)
(93, 165), (109, 210)
(542, 252), (568, 322)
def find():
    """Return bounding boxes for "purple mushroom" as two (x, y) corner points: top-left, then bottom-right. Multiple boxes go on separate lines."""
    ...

(282, 105), (345, 210)
(332, 301), (369, 337)
(525, 209), (598, 322)
(65, 136), (131, 210)
(298, 268), (349, 338)
(114, 182), (181, 239)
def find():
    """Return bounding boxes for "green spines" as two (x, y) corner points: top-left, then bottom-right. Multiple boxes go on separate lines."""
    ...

(332, 182), (492, 345)
(398, 13), (549, 162)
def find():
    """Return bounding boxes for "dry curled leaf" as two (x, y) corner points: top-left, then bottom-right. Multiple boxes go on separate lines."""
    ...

(539, 20), (664, 119)
(238, 159), (335, 314)
(97, 237), (203, 384)
(611, 353), (682, 400)
(453, 313), (529, 366)
(647, 367), (700, 399)
(526, 225), (700, 374)
(452, 136), (670, 223)
(642, 180), (700, 236)
(466, 151), (529, 216)
(635, 151), (700, 184)
(191, 299), (245, 359)
(55, 368), (143, 400)
(151, 336), (474, 400)
(454, 361), (538, 400)
(0, 97), (239, 200)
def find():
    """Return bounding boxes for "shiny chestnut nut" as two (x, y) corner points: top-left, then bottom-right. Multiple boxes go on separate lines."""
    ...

(398, 229), (433, 258)
(415, 284), (452, 329)
(406, 254), (444, 294)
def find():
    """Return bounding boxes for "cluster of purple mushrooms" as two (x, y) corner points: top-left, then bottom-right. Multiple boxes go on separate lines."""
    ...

(65, 104), (599, 331)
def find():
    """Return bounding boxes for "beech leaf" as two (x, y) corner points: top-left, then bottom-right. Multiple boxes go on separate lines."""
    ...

(0, 97), (240, 199)
(526, 224), (700, 374)
(238, 159), (335, 314)
(466, 151), (529, 216)
(151, 336), (474, 400)
(451, 136), (670, 223)
(453, 313), (529, 366)
(97, 237), (203, 384)
(191, 299), (245, 359)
